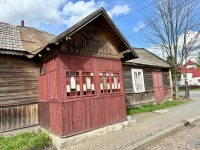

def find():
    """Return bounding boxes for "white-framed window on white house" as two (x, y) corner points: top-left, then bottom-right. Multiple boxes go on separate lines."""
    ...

(131, 69), (145, 93)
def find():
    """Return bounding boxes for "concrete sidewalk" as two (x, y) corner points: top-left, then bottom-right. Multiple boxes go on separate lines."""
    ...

(66, 91), (200, 150)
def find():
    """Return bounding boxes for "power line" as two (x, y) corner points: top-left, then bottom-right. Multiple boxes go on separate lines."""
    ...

(127, 0), (189, 39)
(113, 2), (156, 21)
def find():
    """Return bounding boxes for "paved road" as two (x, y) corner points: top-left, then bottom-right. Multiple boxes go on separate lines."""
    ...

(67, 91), (200, 150)
(144, 119), (200, 150)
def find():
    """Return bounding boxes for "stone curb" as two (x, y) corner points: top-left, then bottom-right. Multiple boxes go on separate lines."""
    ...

(124, 116), (200, 150)
(50, 119), (136, 150)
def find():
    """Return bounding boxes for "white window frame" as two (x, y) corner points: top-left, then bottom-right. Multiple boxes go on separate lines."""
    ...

(131, 69), (145, 93)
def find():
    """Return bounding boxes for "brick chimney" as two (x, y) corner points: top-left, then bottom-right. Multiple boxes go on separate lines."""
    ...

(21, 20), (24, 27)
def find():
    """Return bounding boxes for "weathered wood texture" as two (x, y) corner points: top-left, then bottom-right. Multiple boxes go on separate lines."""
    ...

(38, 102), (50, 130)
(152, 71), (164, 102)
(123, 65), (154, 92)
(39, 54), (126, 136)
(125, 92), (155, 107)
(62, 96), (125, 136)
(0, 103), (38, 131)
(123, 65), (172, 107)
(164, 88), (171, 99)
(59, 21), (120, 59)
(162, 70), (170, 88)
(0, 55), (38, 106)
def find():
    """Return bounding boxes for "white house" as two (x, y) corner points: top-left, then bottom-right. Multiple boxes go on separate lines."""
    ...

(180, 59), (200, 85)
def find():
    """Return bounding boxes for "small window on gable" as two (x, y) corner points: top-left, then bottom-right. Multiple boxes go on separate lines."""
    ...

(111, 73), (120, 93)
(82, 72), (95, 95)
(66, 71), (80, 97)
(131, 69), (145, 93)
(100, 72), (110, 93)
(40, 64), (46, 75)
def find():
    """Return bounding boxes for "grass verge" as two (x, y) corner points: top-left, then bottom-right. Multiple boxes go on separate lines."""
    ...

(127, 100), (187, 116)
(0, 131), (52, 150)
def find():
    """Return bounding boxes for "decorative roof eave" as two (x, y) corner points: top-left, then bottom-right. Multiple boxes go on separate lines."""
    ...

(33, 7), (139, 59)
(120, 50), (138, 62)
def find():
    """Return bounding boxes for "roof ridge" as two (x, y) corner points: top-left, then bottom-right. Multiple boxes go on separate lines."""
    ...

(0, 22), (10, 25)
(23, 26), (56, 36)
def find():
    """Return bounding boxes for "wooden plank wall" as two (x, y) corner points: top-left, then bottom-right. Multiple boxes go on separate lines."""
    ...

(0, 103), (38, 131)
(162, 69), (171, 89)
(123, 65), (172, 107)
(62, 95), (126, 136)
(38, 102), (50, 130)
(123, 65), (154, 92)
(0, 55), (38, 106)
(125, 92), (155, 107)
(164, 88), (171, 99)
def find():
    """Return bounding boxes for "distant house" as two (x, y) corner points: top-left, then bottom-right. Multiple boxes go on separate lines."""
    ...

(123, 48), (172, 107)
(180, 59), (200, 85)
(0, 21), (55, 131)
(33, 7), (138, 137)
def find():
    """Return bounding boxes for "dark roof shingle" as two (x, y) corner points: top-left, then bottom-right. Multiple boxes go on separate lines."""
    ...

(0, 22), (24, 51)
(0, 22), (56, 57)
(124, 48), (171, 68)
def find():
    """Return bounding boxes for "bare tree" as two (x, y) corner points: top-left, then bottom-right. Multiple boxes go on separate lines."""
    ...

(142, 0), (200, 99)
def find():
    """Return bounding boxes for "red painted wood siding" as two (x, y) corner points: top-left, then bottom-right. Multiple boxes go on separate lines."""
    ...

(39, 54), (126, 136)
(62, 95), (125, 136)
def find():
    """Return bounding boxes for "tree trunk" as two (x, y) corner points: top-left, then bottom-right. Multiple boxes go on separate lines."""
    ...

(174, 70), (179, 99)
(185, 80), (189, 98)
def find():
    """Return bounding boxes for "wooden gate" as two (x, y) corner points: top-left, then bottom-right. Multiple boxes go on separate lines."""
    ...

(152, 71), (164, 102)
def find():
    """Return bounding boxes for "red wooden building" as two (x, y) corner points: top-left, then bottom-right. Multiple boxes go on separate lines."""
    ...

(34, 8), (138, 137)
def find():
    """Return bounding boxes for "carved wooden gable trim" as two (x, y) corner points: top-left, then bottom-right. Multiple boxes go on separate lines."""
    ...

(60, 23), (120, 59)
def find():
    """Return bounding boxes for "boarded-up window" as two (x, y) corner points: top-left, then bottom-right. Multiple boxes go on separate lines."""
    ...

(131, 69), (145, 93)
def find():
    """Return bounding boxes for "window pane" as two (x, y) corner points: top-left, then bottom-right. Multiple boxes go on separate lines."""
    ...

(86, 77), (91, 89)
(70, 72), (75, 76)
(131, 69), (145, 93)
(114, 76), (117, 89)
(103, 76), (107, 89)
(70, 76), (76, 89)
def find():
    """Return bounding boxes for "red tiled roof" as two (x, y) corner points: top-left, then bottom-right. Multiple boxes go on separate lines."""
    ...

(180, 66), (200, 77)
(184, 59), (194, 66)
(192, 69), (200, 77)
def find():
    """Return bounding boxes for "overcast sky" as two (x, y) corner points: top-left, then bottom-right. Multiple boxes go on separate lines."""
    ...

(0, 0), (199, 59)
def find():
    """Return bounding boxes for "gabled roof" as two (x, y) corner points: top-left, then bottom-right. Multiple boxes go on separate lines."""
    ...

(19, 26), (55, 55)
(180, 66), (200, 77)
(34, 7), (138, 59)
(0, 22), (55, 57)
(184, 59), (194, 66)
(123, 48), (172, 68)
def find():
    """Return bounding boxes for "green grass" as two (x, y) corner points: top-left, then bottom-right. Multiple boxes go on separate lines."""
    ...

(189, 88), (200, 91)
(126, 100), (186, 115)
(0, 131), (52, 150)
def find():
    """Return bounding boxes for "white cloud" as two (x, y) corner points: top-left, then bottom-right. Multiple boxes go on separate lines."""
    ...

(107, 5), (130, 18)
(133, 21), (145, 32)
(0, 0), (65, 26)
(0, 0), (130, 28)
(145, 46), (166, 59)
(61, 0), (107, 27)
(145, 30), (200, 61)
